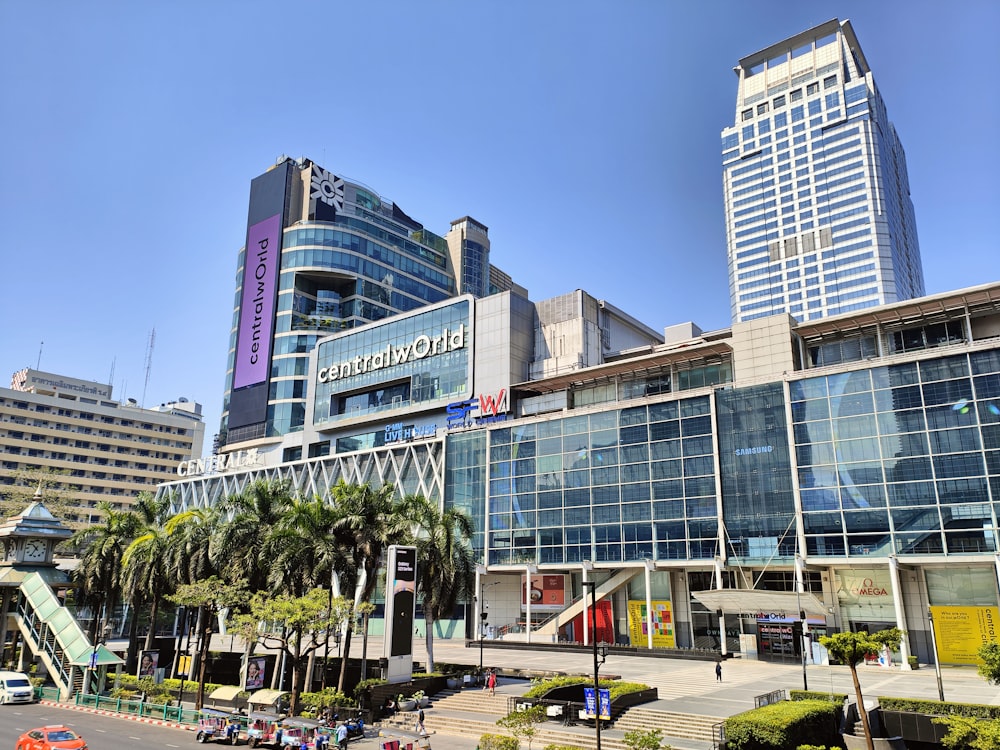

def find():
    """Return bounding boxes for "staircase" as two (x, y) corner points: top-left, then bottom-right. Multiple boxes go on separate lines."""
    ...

(10, 572), (123, 699)
(377, 686), (722, 750)
(534, 568), (638, 638)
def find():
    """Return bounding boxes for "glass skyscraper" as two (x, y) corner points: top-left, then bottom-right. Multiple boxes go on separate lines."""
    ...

(723, 19), (924, 323)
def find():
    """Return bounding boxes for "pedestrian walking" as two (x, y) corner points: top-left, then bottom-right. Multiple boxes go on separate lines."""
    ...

(335, 721), (348, 750)
(415, 707), (426, 734)
(487, 668), (497, 697)
(715, 661), (722, 682)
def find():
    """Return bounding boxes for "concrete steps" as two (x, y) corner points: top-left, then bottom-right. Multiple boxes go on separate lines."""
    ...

(609, 706), (723, 742)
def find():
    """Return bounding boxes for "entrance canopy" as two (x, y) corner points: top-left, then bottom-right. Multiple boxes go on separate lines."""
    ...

(692, 590), (828, 619)
(209, 685), (246, 701)
(248, 688), (288, 706)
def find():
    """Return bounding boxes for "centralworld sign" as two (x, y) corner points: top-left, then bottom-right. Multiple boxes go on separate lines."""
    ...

(317, 325), (466, 384)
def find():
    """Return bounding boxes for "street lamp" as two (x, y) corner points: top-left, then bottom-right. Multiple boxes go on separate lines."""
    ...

(927, 609), (945, 701)
(478, 581), (499, 683)
(582, 580), (608, 750)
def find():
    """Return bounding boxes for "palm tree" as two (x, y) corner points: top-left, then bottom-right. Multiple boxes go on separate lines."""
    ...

(70, 501), (143, 642)
(165, 506), (220, 585)
(121, 493), (175, 654)
(328, 480), (414, 692)
(212, 478), (295, 594)
(404, 495), (475, 672)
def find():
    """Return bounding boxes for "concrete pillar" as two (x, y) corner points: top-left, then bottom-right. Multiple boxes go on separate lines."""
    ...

(644, 561), (654, 650)
(887, 556), (912, 670)
(715, 557), (727, 656)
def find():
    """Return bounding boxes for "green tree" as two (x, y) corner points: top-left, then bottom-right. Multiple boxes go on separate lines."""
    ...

(230, 588), (349, 716)
(70, 501), (143, 643)
(212, 478), (296, 594)
(977, 641), (1000, 685)
(168, 577), (246, 709)
(819, 628), (903, 750)
(495, 703), (548, 750)
(405, 494), (474, 672)
(936, 715), (1000, 750)
(164, 506), (219, 585)
(121, 493), (176, 654)
(623, 727), (670, 750)
(328, 480), (414, 692)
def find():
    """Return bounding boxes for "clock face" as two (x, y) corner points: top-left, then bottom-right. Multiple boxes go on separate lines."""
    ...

(23, 539), (47, 561)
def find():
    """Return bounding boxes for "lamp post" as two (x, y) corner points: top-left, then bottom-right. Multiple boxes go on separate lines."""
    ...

(478, 581), (499, 684)
(582, 581), (608, 750)
(927, 609), (945, 701)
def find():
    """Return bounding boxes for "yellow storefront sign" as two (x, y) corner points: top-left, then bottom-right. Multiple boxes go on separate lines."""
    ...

(930, 605), (1000, 665)
(627, 600), (675, 648)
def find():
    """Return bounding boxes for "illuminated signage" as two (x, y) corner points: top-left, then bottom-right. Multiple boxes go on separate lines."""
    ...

(176, 448), (262, 477)
(446, 389), (509, 429)
(383, 422), (437, 444)
(317, 325), (466, 384)
(233, 214), (282, 389)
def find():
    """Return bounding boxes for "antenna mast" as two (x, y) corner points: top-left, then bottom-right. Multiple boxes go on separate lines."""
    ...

(36, 341), (43, 370)
(141, 328), (156, 407)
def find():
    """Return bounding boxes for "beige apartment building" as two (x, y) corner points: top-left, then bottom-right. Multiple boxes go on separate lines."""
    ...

(0, 369), (204, 525)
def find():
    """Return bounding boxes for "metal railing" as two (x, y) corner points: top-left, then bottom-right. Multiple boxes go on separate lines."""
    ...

(74, 692), (201, 725)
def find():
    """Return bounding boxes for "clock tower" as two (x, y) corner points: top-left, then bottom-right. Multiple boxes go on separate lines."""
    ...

(0, 488), (73, 567)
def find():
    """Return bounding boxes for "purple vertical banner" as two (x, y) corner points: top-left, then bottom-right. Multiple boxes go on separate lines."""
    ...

(233, 213), (282, 389)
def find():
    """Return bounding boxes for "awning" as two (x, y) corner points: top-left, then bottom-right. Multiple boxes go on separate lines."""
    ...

(209, 685), (246, 701)
(248, 689), (288, 706)
(68, 643), (124, 667)
(692, 590), (828, 619)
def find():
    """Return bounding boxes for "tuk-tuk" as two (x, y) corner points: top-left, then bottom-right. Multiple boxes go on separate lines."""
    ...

(278, 717), (322, 749)
(196, 708), (242, 744)
(246, 712), (281, 748)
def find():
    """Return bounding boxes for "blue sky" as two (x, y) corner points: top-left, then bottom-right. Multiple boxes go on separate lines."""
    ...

(2, 1), (997, 447)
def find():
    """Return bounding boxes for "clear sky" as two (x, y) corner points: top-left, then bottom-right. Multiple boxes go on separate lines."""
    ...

(2, 1), (997, 448)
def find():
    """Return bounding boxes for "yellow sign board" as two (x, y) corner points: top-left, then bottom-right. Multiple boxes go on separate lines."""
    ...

(930, 605), (1000, 665)
(627, 600), (675, 648)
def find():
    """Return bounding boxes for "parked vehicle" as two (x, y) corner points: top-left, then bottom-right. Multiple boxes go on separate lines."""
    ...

(278, 717), (322, 748)
(196, 708), (242, 744)
(0, 670), (35, 704)
(246, 712), (281, 748)
(336, 711), (365, 740)
(15, 725), (87, 750)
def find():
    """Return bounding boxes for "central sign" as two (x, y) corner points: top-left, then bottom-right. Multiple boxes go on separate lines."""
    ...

(317, 325), (466, 384)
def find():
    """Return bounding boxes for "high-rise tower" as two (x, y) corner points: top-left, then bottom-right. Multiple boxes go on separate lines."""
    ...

(723, 19), (924, 323)
(221, 156), (509, 452)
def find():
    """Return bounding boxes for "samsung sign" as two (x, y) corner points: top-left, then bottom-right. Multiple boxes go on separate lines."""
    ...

(317, 325), (466, 383)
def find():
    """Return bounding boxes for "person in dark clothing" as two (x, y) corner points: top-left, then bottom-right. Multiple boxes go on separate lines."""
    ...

(715, 661), (722, 681)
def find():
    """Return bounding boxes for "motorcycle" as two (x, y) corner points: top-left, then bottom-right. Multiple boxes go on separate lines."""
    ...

(333, 711), (365, 741)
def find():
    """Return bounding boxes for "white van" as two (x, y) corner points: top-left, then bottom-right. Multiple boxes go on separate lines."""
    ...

(0, 671), (35, 704)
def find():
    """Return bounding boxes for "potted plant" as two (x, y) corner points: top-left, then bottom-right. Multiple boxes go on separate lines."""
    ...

(411, 690), (429, 708)
(398, 693), (417, 712)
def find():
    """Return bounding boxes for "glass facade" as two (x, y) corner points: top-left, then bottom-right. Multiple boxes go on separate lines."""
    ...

(485, 395), (718, 566)
(792, 351), (1000, 557)
(313, 299), (472, 426)
(723, 20), (924, 323)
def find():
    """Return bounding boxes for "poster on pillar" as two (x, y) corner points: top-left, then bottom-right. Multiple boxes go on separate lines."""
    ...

(930, 605), (1000, 665)
(626, 600), (675, 648)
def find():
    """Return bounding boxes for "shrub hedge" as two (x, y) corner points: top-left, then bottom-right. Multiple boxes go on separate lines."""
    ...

(878, 697), (1000, 720)
(478, 733), (519, 750)
(724, 699), (841, 750)
(522, 675), (651, 700)
(789, 691), (847, 704)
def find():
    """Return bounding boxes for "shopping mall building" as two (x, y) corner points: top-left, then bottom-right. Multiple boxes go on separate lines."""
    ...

(157, 264), (1000, 665)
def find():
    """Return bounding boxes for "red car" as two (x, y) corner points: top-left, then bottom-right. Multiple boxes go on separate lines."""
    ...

(15, 726), (88, 750)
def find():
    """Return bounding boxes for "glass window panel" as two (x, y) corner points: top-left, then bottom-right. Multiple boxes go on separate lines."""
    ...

(975, 373), (1000, 399)
(649, 402), (679, 421)
(922, 379), (974, 408)
(891, 507), (941, 531)
(838, 461), (884, 486)
(683, 455), (714, 476)
(792, 399), (830, 422)
(651, 440), (681, 460)
(930, 427), (982, 454)
(620, 425), (649, 444)
(683, 435), (714, 456)
(622, 463), (650, 482)
(840, 484), (886, 509)
(562, 415), (589, 434)
(619, 406), (648, 425)
(831, 391), (874, 417)
(880, 433), (929, 458)
(885, 456), (933, 481)
(836, 437), (881, 463)
(971, 350), (1000, 376)
(798, 442), (835, 466)
(893, 532), (943, 555)
(590, 429), (618, 449)
(563, 432), (589, 453)
(920, 356), (970, 382)
(537, 437), (562, 456)
(877, 409), (926, 435)
(795, 420), (832, 443)
(807, 535), (846, 556)
(844, 510), (889, 532)
(790, 378), (828, 401)
(652, 460), (682, 480)
(805, 512), (843, 533)
(874, 386), (923, 411)
(834, 414), (878, 439)
(685, 497), (716, 518)
(684, 476), (716, 496)
(591, 466), (620, 485)
(937, 477), (988, 503)
(802, 488), (840, 511)
(887, 481), (937, 506)
(653, 501), (685, 520)
(621, 444), (649, 463)
(653, 480), (683, 499)
(682, 415), (713, 436)
(649, 421), (680, 441)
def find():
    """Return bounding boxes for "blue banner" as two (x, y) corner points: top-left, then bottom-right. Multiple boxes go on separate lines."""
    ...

(599, 688), (611, 721)
(583, 687), (596, 718)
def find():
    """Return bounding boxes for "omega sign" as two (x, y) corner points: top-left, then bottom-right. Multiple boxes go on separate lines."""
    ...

(317, 325), (466, 384)
(177, 449), (262, 477)
(850, 578), (889, 597)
